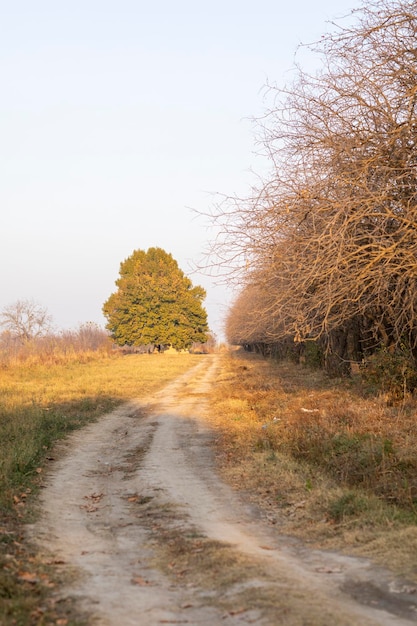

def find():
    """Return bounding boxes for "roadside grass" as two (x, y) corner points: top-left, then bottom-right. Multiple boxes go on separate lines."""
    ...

(208, 350), (417, 582)
(0, 351), (202, 626)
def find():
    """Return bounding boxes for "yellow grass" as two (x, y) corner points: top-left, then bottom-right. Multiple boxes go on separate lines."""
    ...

(0, 351), (203, 509)
(208, 350), (417, 582)
(0, 351), (203, 625)
(1, 351), (202, 407)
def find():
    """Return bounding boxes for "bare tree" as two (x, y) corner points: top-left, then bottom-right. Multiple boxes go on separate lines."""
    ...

(0, 299), (54, 343)
(216, 0), (417, 368)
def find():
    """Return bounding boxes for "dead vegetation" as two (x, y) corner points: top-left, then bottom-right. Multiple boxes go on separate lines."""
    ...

(207, 1), (417, 380)
(0, 352), (203, 626)
(208, 350), (417, 582)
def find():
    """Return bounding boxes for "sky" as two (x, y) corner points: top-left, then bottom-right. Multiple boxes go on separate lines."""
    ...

(1, 0), (360, 340)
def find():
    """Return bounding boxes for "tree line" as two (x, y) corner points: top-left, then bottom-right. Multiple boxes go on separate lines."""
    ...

(1, 248), (210, 362)
(0, 299), (111, 365)
(214, 0), (417, 381)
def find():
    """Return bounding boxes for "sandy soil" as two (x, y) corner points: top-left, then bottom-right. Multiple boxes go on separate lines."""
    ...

(32, 355), (417, 625)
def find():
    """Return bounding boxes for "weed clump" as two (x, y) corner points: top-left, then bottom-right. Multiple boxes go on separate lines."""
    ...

(327, 491), (370, 523)
(361, 346), (417, 402)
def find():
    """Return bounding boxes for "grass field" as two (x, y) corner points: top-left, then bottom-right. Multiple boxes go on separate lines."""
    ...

(4, 347), (417, 624)
(0, 351), (203, 626)
(208, 350), (417, 582)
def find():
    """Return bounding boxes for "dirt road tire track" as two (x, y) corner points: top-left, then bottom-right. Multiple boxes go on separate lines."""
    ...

(32, 355), (417, 625)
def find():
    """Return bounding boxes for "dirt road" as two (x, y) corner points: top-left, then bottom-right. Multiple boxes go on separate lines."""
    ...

(33, 355), (417, 625)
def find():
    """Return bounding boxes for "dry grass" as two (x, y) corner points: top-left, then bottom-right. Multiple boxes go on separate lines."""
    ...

(0, 351), (203, 513)
(131, 494), (358, 626)
(0, 351), (202, 626)
(208, 350), (417, 582)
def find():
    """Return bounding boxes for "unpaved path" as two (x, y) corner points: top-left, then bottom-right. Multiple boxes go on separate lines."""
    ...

(33, 355), (417, 625)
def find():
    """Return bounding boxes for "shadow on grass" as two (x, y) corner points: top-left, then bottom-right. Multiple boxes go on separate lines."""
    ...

(0, 393), (123, 626)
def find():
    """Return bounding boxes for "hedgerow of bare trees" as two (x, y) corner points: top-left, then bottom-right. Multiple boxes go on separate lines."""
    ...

(216, 0), (417, 376)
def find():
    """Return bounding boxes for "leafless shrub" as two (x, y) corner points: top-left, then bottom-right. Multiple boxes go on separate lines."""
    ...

(0, 322), (111, 367)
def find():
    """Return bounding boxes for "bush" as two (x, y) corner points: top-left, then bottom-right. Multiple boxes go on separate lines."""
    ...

(303, 341), (324, 369)
(361, 346), (417, 401)
(328, 491), (369, 523)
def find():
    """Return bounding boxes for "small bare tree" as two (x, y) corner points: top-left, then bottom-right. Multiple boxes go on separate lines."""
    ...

(0, 299), (54, 343)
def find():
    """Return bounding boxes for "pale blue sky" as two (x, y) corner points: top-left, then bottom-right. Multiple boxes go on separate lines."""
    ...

(1, 0), (359, 339)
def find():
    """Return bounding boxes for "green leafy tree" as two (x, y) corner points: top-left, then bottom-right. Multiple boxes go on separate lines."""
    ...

(103, 247), (209, 350)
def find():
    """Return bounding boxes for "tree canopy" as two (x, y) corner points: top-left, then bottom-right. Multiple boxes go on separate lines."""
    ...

(103, 247), (209, 350)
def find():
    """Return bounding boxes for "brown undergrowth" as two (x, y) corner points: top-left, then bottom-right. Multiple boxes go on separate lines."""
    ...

(208, 349), (417, 582)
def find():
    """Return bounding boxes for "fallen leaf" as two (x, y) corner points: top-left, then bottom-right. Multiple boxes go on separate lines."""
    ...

(18, 571), (38, 584)
(222, 608), (246, 618)
(79, 504), (99, 513)
(176, 569), (188, 577)
(229, 608), (246, 616)
(131, 575), (150, 586)
(84, 492), (104, 501)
